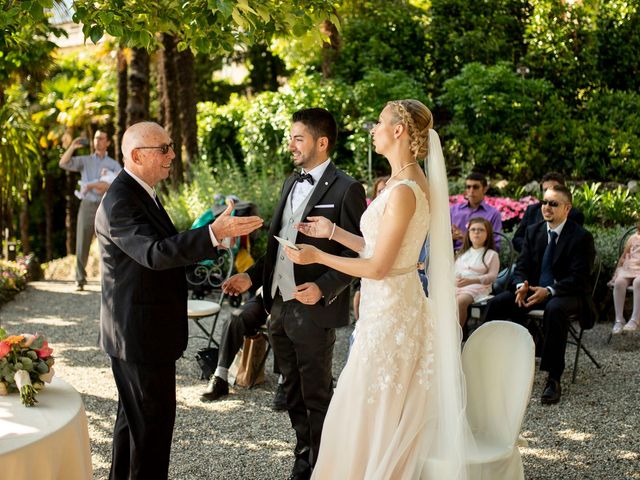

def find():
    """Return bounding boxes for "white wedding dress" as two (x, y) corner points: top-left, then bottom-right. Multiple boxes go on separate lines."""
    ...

(311, 180), (436, 479)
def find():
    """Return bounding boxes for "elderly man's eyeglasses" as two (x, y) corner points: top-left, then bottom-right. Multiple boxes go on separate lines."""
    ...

(135, 143), (174, 155)
(540, 200), (564, 207)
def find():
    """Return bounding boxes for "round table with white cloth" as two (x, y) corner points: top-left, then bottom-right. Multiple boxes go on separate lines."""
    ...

(0, 377), (93, 480)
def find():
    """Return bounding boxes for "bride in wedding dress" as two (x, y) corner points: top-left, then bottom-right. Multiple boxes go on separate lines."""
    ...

(285, 99), (470, 479)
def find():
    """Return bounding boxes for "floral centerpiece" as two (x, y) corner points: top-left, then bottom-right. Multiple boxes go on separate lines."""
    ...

(0, 328), (55, 406)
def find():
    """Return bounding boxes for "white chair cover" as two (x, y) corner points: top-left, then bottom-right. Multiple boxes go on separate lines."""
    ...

(462, 321), (535, 479)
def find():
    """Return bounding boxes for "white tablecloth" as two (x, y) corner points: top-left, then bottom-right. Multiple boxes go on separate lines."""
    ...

(0, 377), (93, 479)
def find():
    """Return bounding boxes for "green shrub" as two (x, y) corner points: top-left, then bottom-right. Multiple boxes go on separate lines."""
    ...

(161, 156), (285, 259)
(0, 259), (28, 306)
(197, 70), (428, 181)
(588, 224), (632, 289)
(572, 182), (640, 227)
(197, 97), (248, 165)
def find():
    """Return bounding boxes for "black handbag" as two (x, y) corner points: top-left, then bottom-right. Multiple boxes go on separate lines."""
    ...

(195, 347), (219, 380)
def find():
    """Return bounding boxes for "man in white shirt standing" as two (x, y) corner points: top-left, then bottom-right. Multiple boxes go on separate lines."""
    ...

(60, 130), (121, 290)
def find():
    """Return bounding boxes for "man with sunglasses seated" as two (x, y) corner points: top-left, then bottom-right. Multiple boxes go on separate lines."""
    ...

(512, 172), (585, 252)
(484, 184), (595, 405)
(450, 172), (503, 251)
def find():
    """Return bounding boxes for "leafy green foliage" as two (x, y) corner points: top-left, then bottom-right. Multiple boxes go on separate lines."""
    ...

(523, 0), (598, 102)
(0, 86), (42, 204)
(160, 155), (285, 259)
(572, 183), (640, 227)
(0, 259), (28, 306)
(427, 0), (529, 93)
(197, 98), (247, 166)
(197, 70), (427, 180)
(588, 224), (633, 285)
(569, 89), (640, 181)
(595, 1), (640, 92)
(72, 0), (339, 54)
(331, 0), (429, 84)
(571, 183), (603, 225)
(0, 0), (63, 90)
(439, 62), (555, 177)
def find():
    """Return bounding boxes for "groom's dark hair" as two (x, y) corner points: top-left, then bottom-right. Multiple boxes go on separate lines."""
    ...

(292, 108), (338, 153)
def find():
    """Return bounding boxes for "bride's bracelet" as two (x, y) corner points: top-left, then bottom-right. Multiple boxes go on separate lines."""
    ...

(329, 222), (337, 241)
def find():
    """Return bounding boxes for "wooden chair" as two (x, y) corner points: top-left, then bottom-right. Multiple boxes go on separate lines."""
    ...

(526, 255), (602, 383)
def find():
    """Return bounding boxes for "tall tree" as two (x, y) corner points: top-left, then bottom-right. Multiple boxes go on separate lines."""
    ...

(159, 34), (183, 184)
(115, 48), (128, 162)
(177, 48), (198, 169)
(126, 48), (150, 126)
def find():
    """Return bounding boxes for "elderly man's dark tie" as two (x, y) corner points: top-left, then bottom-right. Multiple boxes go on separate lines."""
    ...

(539, 230), (558, 287)
(295, 171), (314, 185)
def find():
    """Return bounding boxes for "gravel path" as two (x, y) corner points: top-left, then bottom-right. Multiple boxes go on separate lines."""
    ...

(1, 280), (638, 479)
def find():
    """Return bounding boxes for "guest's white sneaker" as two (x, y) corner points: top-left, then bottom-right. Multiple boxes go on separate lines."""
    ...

(623, 319), (639, 333)
(612, 321), (625, 335)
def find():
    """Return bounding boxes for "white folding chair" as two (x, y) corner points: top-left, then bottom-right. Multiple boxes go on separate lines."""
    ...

(463, 321), (535, 479)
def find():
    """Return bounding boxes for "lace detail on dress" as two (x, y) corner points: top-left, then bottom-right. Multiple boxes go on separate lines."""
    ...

(353, 180), (434, 404)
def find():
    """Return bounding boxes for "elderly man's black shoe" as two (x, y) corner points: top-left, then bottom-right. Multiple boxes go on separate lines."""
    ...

(200, 376), (229, 402)
(541, 378), (561, 405)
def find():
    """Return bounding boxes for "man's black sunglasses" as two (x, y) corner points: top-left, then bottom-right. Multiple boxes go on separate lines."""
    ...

(135, 143), (174, 155)
(540, 200), (563, 207)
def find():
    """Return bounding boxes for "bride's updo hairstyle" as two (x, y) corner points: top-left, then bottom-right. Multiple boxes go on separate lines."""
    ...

(386, 99), (433, 160)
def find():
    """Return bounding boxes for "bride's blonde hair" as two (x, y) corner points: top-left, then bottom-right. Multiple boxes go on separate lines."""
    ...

(386, 99), (433, 160)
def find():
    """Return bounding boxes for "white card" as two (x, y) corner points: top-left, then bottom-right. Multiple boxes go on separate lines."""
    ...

(274, 235), (300, 251)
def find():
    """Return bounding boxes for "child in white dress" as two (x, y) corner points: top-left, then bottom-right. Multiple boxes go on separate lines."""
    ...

(455, 217), (500, 326)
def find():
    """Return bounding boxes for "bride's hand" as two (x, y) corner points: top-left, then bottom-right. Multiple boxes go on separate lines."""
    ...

(295, 216), (333, 239)
(285, 244), (320, 265)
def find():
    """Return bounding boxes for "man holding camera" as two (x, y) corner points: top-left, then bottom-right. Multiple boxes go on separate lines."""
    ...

(60, 129), (121, 291)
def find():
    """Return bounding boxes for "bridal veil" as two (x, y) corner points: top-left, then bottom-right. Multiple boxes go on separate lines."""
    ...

(420, 129), (472, 478)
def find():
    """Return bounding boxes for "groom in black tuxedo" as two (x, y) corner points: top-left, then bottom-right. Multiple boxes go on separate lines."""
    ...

(223, 108), (366, 480)
(95, 121), (262, 479)
(484, 184), (595, 405)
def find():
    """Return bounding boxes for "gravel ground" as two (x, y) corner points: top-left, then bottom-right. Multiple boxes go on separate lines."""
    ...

(1, 280), (638, 480)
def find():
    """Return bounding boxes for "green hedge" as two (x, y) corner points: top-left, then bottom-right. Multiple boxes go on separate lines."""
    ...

(0, 259), (28, 306)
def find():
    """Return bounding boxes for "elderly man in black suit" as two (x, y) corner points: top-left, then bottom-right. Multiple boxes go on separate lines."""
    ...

(223, 108), (367, 480)
(95, 121), (262, 480)
(484, 184), (595, 405)
(512, 172), (585, 252)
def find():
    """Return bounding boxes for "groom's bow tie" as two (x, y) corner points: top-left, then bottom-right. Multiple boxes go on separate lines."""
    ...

(294, 171), (314, 185)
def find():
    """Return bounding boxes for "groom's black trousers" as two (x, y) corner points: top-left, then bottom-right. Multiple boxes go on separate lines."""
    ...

(269, 294), (335, 466)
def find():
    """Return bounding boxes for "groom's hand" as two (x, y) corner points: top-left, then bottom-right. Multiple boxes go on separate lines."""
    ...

(293, 282), (322, 305)
(210, 203), (263, 240)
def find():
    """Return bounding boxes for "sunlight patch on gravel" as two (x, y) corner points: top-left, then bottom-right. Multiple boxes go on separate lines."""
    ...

(557, 429), (594, 442)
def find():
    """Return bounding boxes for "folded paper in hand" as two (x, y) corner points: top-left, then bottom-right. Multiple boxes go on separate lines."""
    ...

(274, 235), (300, 251)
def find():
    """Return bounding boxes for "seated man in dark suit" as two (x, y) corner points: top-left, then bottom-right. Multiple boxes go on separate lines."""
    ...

(484, 184), (595, 405)
(200, 293), (286, 410)
(513, 172), (585, 252)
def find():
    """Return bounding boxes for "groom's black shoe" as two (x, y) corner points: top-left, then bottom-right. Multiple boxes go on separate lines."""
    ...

(541, 378), (561, 405)
(287, 458), (311, 480)
(200, 376), (229, 402)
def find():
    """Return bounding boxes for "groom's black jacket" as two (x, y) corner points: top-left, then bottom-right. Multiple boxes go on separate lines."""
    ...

(247, 162), (366, 328)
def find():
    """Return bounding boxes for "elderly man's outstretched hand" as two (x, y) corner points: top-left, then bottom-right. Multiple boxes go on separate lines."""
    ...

(210, 202), (263, 240)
